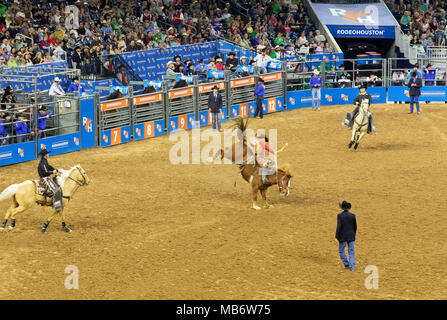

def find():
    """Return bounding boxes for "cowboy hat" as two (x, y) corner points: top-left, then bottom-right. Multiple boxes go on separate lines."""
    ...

(339, 201), (351, 210)
(313, 69), (320, 75)
(39, 106), (47, 111)
(54, 77), (61, 82)
(212, 85), (219, 90)
(216, 58), (223, 62)
(38, 149), (51, 157)
(167, 61), (175, 67)
(359, 83), (367, 89)
(228, 52), (235, 56)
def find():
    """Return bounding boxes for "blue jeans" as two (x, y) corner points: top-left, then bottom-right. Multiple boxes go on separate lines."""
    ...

(211, 112), (221, 130)
(254, 96), (264, 118)
(410, 95), (420, 113)
(312, 88), (321, 109)
(338, 241), (355, 270)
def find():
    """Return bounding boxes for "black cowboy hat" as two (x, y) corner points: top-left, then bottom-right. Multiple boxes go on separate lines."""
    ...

(38, 149), (51, 157)
(339, 201), (351, 210)
(258, 78), (265, 83)
(212, 85), (219, 90)
(173, 55), (182, 61)
(359, 83), (367, 89)
(39, 106), (47, 111)
(228, 52), (235, 56)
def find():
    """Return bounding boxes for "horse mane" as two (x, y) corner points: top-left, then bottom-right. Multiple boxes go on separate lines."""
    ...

(231, 116), (249, 133)
(106, 90), (124, 100)
(56, 165), (81, 188)
(278, 163), (293, 177)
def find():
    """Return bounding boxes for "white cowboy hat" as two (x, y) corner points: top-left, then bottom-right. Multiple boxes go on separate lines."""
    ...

(167, 61), (175, 67)
(313, 70), (320, 75)
(54, 77), (61, 82)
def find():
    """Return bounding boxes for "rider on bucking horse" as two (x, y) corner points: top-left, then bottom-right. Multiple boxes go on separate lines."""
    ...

(343, 84), (376, 134)
(38, 149), (63, 212)
(248, 133), (276, 184)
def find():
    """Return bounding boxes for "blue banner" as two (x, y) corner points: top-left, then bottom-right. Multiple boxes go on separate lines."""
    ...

(134, 120), (165, 140)
(311, 2), (397, 39)
(0, 141), (35, 167)
(101, 125), (132, 147)
(168, 114), (196, 133)
(38, 132), (81, 156)
(199, 108), (228, 127)
(120, 42), (217, 82)
(287, 87), (387, 109)
(388, 86), (447, 102)
(80, 98), (96, 149)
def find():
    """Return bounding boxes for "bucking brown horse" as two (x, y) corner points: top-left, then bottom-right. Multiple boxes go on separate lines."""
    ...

(210, 117), (293, 210)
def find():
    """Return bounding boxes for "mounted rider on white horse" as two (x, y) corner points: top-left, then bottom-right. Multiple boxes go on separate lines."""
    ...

(37, 149), (63, 212)
(343, 84), (376, 134)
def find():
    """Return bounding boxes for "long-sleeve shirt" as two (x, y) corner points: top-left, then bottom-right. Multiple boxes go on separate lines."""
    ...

(310, 75), (322, 88)
(249, 138), (275, 155)
(166, 68), (181, 82)
(49, 83), (65, 96)
(254, 54), (273, 69)
(67, 82), (86, 93)
(15, 120), (31, 135)
(254, 83), (265, 97)
(38, 112), (52, 130)
(0, 120), (7, 137)
(38, 158), (56, 178)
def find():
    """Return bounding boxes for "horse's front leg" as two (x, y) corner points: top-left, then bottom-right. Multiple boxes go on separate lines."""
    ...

(61, 210), (72, 233)
(353, 132), (366, 151)
(42, 209), (56, 233)
(260, 189), (273, 209)
(348, 128), (356, 149)
(251, 184), (261, 210)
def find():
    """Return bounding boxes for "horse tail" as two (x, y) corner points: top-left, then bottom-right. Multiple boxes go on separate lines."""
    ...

(231, 116), (249, 142)
(0, 184), (20, 201)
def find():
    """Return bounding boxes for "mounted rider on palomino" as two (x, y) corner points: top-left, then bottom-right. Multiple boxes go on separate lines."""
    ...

(248, 133), (276, 185)
(343, 84), (376, 134)
(38, 149), (63, 212)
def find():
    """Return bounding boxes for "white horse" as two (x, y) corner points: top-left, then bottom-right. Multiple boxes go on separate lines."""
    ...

(0, 165), (90, 233)
(348, 101), (370, 151)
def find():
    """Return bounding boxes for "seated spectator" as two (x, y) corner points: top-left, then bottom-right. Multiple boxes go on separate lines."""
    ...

(116, 65), (129, 86)
(337, 74), (351, 88)
(67, 77), (86, 94)
(166, 61), (183, 85)
(225, 52), (238, 72)
(49, 77), (65, 96)
(254, 49), (273, 74)
(392, 70), (405, 86)
(215, 58), (225, 71)
(367, 73), (381, 87)
(336, 65), (351, 82)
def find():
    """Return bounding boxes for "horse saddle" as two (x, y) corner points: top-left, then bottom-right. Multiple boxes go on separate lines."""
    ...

(34, 180), (51, 197)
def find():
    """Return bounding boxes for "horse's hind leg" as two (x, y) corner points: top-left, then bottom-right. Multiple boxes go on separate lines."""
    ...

(252, 184), (261, 210)
(0, 203), (18, 232)
(8, 204), (28, 231)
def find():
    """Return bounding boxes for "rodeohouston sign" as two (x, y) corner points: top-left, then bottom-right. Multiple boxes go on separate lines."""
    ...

(311, 2), (398, 39)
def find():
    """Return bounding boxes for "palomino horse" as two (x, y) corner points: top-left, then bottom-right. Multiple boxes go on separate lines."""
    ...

(0, 165), (90, 233)
(210, 117), (293, 210)
(348, 101), (370, 151)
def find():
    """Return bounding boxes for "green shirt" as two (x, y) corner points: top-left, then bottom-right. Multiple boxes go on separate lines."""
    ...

(272, 3), (281, 14)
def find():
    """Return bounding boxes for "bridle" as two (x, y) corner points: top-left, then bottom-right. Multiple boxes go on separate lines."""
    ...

(67, 167), (88, 186)
(354, 103), (370, 129)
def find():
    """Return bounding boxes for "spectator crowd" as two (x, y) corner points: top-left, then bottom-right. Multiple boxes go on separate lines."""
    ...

(386, 0), (447, 55)
(0, 0), (335, 79)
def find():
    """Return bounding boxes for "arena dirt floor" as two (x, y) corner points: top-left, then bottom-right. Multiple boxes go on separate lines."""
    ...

(0, 102), (446, 300)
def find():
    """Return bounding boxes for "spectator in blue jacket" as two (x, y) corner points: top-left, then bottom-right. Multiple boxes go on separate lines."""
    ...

(67, 77), (86, 94)
(38, 107), (52, 138)
(310, 69), (322, 111)
(406, 64), (422, 82)
(0, 116), (8, 146)
(254, 78), (265, 119)
(15, 113), (33, 143)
